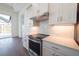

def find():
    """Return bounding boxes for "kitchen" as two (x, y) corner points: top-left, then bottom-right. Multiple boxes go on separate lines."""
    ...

(21, 3), (79, 56)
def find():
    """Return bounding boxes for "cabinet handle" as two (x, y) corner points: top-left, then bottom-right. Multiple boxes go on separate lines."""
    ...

(24, 39), (26, 41)
(52, 53), (55, 56)
(57, 17), (59, 22)
(57, 16), (63, 22)
(37, 10), (40, 13)
(52, 53), (59, 56)
(60, 16), (63, 21)
(52, 47), (59, 50)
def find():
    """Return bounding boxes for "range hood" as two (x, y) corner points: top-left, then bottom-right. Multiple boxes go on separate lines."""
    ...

(30, 12), (49, 21)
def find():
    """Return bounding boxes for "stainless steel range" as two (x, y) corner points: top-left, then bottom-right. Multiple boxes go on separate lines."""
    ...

(28, 34), (49, 56)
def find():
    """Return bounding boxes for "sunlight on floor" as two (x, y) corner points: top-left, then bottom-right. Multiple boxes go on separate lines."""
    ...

(0, 33), (12, 38)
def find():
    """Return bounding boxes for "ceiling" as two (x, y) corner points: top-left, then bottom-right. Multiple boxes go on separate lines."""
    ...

(4, 3), (28, 12)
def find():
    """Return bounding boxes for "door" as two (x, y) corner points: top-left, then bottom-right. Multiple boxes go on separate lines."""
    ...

(0, 14), (12, 38)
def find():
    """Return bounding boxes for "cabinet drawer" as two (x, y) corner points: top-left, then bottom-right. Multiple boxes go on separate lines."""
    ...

(43, 41), (66, 55)
(22, 39), (26, 43)
(43, 47), (63, 56)
(43, 41), (62, 51)
(43, 41), (79, 56)
(43, 47), (55, 56)
(22, 36), (28, 42)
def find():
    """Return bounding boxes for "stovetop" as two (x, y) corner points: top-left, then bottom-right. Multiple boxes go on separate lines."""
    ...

(28, 33), (49, 40)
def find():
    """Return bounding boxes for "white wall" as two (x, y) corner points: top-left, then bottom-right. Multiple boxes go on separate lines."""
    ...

(18, 3), (31, 37)
(11, 13), (18, 37)
(39, 20), (49, 34)
(18, 7), (26, 37)
(0, 4), (19, 37)
(39, 17), (74, 40)
(49, 25), (74, 40)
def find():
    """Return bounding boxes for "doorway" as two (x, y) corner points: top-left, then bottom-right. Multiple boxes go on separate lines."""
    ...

(0, 14), (12, 38)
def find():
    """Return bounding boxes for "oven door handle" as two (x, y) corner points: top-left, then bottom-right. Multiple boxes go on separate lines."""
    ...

(29, 49), (38, 56)
(29, 39), (41, 44)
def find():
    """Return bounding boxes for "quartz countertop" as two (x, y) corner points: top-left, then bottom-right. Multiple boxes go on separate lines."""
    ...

(43, 35), (79, 50)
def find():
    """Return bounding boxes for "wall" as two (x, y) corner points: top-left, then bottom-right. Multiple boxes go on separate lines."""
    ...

(11, 13), (18, 37)
(39, 19), (74, 40)
(0, 4), (19, 37)
(18, 12), (24, 37)
(18, 4), (33, 49)
(49, 25), (74, 40)
(39, 20), (49, 34)
(18, 3), (32, 37)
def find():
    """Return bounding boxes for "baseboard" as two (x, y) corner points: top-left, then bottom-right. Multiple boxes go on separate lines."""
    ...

(0, 36), (22, 39)
(0, 36), (19, 39)
(18, 37), (22, 39)
(12, 36), (22, 39)
(0, 37), (11, 39)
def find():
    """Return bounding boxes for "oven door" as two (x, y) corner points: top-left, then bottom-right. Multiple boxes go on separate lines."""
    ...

(29, 39), (42, 56)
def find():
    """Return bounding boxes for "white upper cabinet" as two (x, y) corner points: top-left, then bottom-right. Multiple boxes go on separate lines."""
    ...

(49, 3), (77, 25)
(32, 3), (48, 17)
(49, 3), (62, 24)
(62, 4), (77, 24)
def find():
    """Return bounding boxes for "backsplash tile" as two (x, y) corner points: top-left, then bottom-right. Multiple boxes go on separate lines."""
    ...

(49, 25), (74, 39)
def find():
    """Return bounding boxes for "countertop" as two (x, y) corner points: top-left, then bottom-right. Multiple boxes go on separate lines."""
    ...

(43, 35), (79, 50)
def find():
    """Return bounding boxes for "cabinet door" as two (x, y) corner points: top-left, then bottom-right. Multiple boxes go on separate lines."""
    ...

(43, 47), (55, 56)
(43, 40), (79, 56)
(22, 25), (29, 50)
(43, 46), (64, 56)
(49, 3), (77, 24)
(62, 3), (77, 24)
(22, 36), (29, 50)
(49, 3), (63, 24)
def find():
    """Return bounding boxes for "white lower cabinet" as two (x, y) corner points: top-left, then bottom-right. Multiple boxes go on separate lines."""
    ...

(43, 47), (63, 56)
(43, 41), (79, 56)
(22, 35), (29, 50)
(22, 25), (28, 50)
(22, 39), (26, 48)
(43, 47), (54, 56)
